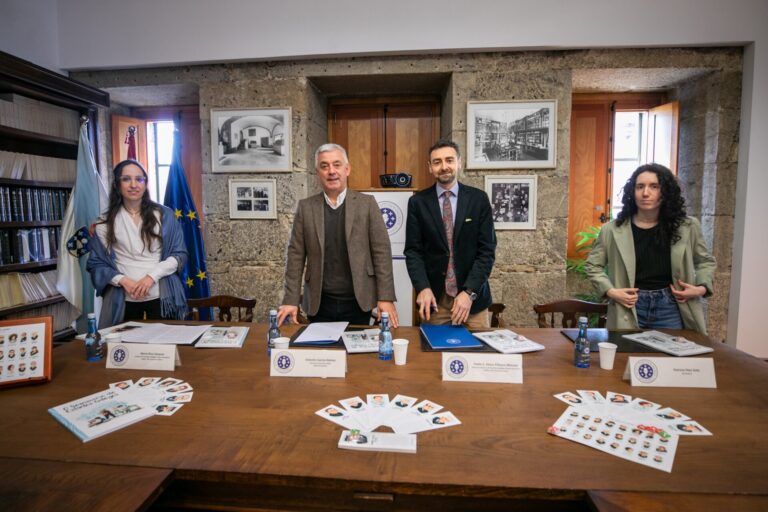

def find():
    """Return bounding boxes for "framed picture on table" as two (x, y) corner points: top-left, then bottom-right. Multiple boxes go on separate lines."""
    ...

(467, 100), (557, 169)
(485, 175), (537, 230)
(0, 316), (53, 389)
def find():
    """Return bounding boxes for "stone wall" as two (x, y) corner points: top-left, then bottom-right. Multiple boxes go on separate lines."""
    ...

(72, 48), (741, 332)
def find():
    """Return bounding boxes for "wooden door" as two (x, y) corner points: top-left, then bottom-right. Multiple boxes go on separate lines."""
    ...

(568, 102), (611, 260)
(647, 101), (679, 173)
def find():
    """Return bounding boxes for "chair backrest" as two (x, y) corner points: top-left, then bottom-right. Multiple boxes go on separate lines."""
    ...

(188, 295), (256, 322)
(533, 299), (607, 328)
(489, 303), (506, 328)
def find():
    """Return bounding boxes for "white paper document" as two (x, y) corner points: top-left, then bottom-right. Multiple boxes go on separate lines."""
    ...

(341, 329), (380, 353)
(270, 349), (346, 378)
(338, 430), (417, 454)
(294, 322), (348, 345)
(195, 326), (249, 348)
(442, 352), (523, 383)
(106, 342), (180, 371)
(622, 331), (714, 356)
(120, 323), (212, 345)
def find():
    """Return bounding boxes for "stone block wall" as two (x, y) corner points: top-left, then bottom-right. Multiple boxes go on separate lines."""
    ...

(73, 48), (740, 333)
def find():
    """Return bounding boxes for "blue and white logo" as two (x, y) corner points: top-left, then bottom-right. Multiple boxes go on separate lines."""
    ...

(446, 356), (469, 379)
(274, 351), (294, 374)
(380, 201), (404, 235)
(111, 346), (128, 366)
(635, 359), (658, 383)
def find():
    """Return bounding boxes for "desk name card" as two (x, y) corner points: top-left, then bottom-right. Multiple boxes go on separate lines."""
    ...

(442, 353), (523, 383)
(270, 349), (346, 378)
(623, 356), (716, 388)
(106, 342), (180, 372)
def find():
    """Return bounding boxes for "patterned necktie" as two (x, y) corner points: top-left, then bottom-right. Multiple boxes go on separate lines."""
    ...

(442, 190), (458, 297)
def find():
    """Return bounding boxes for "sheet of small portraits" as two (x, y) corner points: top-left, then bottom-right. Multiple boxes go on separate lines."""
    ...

(0, 323), (46, 384)
(548, 390), (712, 473)
(109, 377), (194, 416)
(316, 393), (461, 435)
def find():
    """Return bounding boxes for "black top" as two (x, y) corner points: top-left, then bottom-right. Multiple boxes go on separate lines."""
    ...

(322, 201), (355, 300)
(632, 222), (672, 290)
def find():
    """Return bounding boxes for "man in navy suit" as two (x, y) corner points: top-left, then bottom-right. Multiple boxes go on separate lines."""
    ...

(404, 139), (496, 328)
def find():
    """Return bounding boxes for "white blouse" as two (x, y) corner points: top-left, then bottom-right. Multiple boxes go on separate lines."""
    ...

(96, 208), (179, 302)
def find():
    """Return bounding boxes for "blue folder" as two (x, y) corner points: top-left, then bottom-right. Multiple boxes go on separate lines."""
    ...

(420, 324), (483, 350)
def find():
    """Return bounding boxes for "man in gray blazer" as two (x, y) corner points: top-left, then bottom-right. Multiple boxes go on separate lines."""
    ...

(278, 143), (398, 327)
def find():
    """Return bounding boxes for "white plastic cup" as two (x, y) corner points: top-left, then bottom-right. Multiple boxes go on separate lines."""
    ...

(273, 337), (290, 349)
(392, 338), (409, 365)
(598, 342), (618, 370)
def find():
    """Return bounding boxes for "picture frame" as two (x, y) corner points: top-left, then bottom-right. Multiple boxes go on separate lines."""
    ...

(467, 100), (557, 169)
(0, 316), (53, 389)
(228, 178), (277, 219)
(211, 107), (292, 172)
(485, 175), (537, 230)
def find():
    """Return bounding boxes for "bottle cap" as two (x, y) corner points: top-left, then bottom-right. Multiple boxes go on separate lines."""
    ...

(579, 316), (588, 323)
(269, 309), (277, 315)
(87, 313), (96, 319)
(381, 312), (389, 318)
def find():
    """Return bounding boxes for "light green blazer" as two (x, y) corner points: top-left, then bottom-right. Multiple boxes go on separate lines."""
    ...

(584, 217), (716, 333)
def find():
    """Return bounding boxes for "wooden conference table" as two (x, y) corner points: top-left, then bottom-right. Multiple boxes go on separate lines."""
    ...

(1, 325), (767, 512)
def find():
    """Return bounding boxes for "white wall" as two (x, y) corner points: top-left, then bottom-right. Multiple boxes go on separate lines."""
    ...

(2, 0), (767, 355)
(0, 0), (61, 74)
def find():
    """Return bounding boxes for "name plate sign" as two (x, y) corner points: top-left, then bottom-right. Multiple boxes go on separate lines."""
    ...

(441, 353), (522, 383)
(270, 349), (346, 378)
(623, 356), (716, 388)
(106, 342), (180, 372)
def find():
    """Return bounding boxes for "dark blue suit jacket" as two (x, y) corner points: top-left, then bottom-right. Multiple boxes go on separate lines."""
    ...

(404, 183), (496, 313)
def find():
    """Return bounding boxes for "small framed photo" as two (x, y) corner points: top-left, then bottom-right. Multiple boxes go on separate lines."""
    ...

(229, 178), (277, 219)
(485, 175), (537, 230)
(0, 316), (53, 389)
(467, 100), (557, 169)
(211, 107), (292, 172)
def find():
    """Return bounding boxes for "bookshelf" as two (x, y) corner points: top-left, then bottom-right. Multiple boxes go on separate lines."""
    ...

(0, 50), (109, 339)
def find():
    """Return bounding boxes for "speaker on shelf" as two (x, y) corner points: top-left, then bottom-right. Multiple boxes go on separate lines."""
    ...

(379, 172), (412, 188)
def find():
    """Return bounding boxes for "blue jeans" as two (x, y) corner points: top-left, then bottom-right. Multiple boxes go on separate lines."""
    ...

(636, 288), (683, 329)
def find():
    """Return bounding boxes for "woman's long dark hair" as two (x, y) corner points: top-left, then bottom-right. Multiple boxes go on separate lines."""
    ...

(101, 160), (163, 252)
(615, 163), (687, 246)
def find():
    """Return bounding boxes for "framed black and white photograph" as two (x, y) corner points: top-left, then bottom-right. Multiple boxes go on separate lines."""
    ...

(228, 179), (277, 219)
(211, 108), (292, 172)
(485, 175), (537, 230)
(467, 100), (556, 169)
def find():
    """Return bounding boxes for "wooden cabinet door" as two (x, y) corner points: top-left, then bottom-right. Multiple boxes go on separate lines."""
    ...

(647, 100), (679, 173)
(328, 100), (439, 190)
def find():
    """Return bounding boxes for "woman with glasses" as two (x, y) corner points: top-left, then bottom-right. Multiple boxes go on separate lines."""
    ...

(87, 159), (188, 326)
(585, 163), (716, 334)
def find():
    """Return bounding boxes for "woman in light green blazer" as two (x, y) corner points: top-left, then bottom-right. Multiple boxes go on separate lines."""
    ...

(585, 164), (716, 334)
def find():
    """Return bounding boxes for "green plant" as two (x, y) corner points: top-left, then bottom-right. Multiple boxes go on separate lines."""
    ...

(567, 225), (604, 305)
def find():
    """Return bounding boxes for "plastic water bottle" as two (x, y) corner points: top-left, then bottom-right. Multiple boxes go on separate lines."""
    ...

(574, 316), (590, 368)
(378, 312), (393, 361)
(84, 312), (102, 362)
(267, 309), (280, 356)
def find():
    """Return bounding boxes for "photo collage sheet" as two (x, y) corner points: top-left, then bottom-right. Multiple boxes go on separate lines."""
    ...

(110, 376), (195, 416)
(316, 393), (461, 435)
(548, 390), (712, 473)
(0, 321), (46, 383)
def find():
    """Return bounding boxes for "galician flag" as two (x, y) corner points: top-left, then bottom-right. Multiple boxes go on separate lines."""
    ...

(56, 123), (109, 316)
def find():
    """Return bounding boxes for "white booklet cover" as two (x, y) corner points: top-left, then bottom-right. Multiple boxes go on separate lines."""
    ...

(622, 331), (714, 356)
(195, 326), (249, 348)
(338, 430), (417, 454)
(472, 329), (545, 354)
(48, 388), (155, 442)
(341, 328), (380, 353)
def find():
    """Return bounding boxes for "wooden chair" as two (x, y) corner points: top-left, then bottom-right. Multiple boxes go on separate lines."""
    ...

(533, 299), (607, 328)
(489, 303), (506, 328)
(188, 295), (256, 322)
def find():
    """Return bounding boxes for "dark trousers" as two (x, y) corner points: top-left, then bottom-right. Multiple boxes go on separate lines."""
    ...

(124, 299), (163, 321)
(309, 295), (372, 326)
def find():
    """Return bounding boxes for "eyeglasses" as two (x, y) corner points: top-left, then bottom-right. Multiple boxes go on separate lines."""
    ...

(120, 176), (147, 185)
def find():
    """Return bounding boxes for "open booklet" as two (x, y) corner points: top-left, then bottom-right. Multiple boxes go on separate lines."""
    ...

(341, 328), (380, 353)
(195, 326), (249, 348)
(472, 329), (545, 354)
(621, 331), (714, 356)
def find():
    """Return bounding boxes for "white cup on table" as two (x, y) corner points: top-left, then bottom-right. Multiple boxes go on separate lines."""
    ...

(598, 342), (618, 370)
(393, 338), (409, 365)
(273, 337), (290, 349)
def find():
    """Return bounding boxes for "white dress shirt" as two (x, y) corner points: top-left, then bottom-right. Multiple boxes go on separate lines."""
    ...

(96, 208), (179, 302)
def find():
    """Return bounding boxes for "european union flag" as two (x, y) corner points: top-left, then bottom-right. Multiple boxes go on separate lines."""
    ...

(163, 127), (211, 320)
